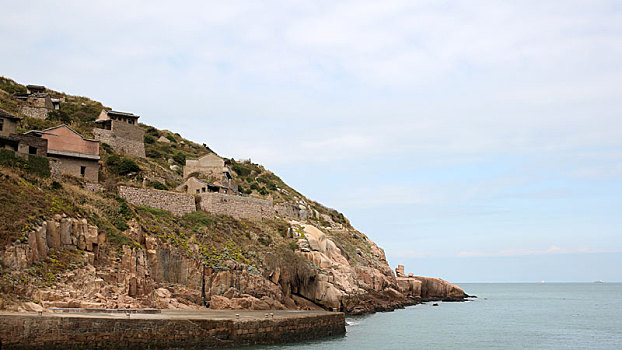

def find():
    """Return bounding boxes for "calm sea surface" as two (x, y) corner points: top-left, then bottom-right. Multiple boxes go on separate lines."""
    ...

(235, 283), (622, 350)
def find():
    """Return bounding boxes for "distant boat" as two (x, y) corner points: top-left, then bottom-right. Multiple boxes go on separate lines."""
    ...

(594, 280), (605, 283)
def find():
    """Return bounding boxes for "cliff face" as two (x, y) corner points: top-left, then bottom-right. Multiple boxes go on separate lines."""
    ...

(0, 77), (466, 314)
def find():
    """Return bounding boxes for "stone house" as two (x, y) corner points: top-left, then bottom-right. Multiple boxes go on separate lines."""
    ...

(0, 109), (20, 136)
(183, 153), (236, 191)
(93, 109), (145, 157)
(15, 85), (56, 119)
(176, 176), (232, 195)
(0, 109), (48, 158)
(28, 125), (100, 182)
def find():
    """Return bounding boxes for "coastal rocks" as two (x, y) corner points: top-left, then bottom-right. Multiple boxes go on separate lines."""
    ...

(413, 276), (467, 300)
(293, 222), (406, 313)
(205, 261), (287, 308)
(394, 265), (466, 301)
(0, 216), (104, 270)
(396, 277), (422, 297)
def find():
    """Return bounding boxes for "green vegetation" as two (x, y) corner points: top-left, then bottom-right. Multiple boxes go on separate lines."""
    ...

(146, 181), (168, 190)
(106, 154), (141, 175)
(0, 77), (27, 95)
(0, 149), (50, 177)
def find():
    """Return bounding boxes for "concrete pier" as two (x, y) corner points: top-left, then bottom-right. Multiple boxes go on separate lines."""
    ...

(0, 309), (346, 349)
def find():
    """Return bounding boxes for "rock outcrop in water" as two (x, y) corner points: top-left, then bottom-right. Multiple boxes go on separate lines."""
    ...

(395, 265), (467, 302)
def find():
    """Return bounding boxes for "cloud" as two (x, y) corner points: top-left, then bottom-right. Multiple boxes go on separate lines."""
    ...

(457, 246), (621, 258)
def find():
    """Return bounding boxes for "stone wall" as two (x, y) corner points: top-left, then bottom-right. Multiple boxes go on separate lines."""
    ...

(18, 106), (49, 119)
(83, 183), (104, 192)
(118, 186), (196, 216)
(199, 193), (274, 219)
(0, 311), (345, 349)
(93, 120), (145, 158)
(275, 202), (309, 221)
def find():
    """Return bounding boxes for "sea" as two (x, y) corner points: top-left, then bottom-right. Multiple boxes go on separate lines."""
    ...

(236, 283), (622, 350)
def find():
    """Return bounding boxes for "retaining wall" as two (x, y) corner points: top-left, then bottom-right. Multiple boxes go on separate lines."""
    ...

(118, 186), (196, 216)
(199, 193), (274, 219)
(0, 311), (345, 349)
(18, 106), (48, 119)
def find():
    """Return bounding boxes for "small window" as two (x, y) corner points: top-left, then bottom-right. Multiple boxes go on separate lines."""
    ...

(80, 166), (86, 177)
(202, 187), (206, 192)
(29, 146), (37, 155)
(196, 189), (200, 194)
(0, 118), (4, 131)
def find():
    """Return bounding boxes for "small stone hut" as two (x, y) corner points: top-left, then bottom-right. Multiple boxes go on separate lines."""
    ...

(0, 109), (48, 158)
(93, 109), (145, 157)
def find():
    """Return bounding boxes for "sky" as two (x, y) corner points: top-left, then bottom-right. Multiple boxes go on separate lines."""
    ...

(2, 0), (621, 282)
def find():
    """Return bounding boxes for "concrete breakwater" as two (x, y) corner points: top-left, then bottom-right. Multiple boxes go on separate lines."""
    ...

(0, 309), (345, 349)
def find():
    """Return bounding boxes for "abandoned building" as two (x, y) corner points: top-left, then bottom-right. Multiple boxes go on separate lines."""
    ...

(183, 152), (237, 191)
(26, 85), (46, 94)
(0, 109), (48, 158)
(15, 84), (57, 119)
(93, 109), (146, 157)
(0, 109), (19, 136)
(27, 125), (100, 182)
(176, 176), (233, 195)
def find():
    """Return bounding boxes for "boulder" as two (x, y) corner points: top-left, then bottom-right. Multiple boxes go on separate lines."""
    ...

(413, 276), (466, 299)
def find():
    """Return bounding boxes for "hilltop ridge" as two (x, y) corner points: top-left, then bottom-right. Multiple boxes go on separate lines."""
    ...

(0, 76), (466, 314)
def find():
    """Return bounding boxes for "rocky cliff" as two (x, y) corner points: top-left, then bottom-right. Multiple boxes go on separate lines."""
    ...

(0, 77), (467, 314)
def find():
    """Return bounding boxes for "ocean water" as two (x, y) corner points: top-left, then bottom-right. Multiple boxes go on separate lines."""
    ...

(238, 283), (622, 350)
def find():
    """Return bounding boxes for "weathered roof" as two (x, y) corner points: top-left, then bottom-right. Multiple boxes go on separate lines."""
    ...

(26, 84), (46, 91)
(104, 110), (139, 119)
(0, 108), (22, 120)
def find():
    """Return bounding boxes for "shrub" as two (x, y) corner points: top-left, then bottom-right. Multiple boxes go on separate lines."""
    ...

(257, 235), (272, 246)
(145, 127), (160, 137)
(0, 149), (23, 168)
(100, 143), (113, 153)
(0, 150), (49, 177)
(172, 152), (185, 165)
(166, 135), (176, 143)
(289, 241), (299, 251)
(232, 164), (251, 177)
(26, 154), (50, 177)
(116, 198), (132, 219)
(147, 181), (168, 190)
(146, 148), (162, 159)
(182, 211), (213, 229)
(144, 134), (155, 144)
(51, 181), (62, 190)
(47, 110), (72, 123)
(106, 154), (140, 175)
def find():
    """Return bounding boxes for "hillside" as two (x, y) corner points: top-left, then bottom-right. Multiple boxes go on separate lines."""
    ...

(0, 76), (466, 314)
